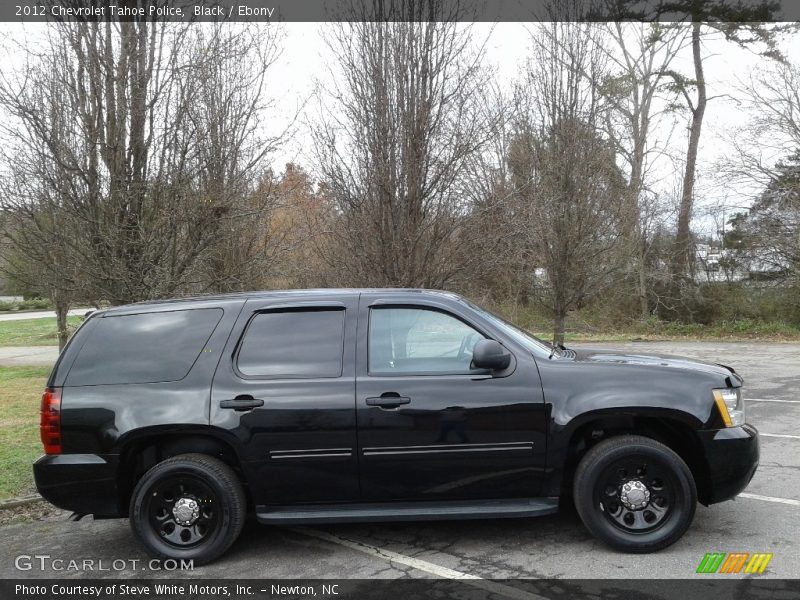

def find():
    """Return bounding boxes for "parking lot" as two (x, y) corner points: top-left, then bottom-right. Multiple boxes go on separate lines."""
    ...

(1, 341), (798, 582)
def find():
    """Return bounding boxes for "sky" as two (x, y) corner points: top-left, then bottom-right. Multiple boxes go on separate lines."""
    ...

(2, 21), (799, 239)
(265, 22), (800, 237)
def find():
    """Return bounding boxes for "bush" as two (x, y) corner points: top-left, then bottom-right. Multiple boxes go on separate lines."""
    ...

(714, 284), (799, 326)
(483, 281), (800, 341)
(0, 298), (52, 312)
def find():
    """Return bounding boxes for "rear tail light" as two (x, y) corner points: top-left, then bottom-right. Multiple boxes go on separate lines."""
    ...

(40, 387), (62, 455)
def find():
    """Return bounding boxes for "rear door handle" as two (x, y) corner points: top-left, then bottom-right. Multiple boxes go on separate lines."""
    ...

(366, 395), (411, 408)
(220, 396), (264, 411)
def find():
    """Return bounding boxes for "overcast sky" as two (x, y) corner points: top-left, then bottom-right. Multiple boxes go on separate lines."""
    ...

(257, 23), (800, 238)
(2, 21), (799, 238)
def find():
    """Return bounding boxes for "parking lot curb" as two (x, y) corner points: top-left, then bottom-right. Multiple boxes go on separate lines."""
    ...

(0, 495), (43, 510)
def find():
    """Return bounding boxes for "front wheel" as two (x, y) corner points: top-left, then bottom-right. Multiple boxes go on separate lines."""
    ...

(129, 453), (246, 565)
(573, 435), (697, 553)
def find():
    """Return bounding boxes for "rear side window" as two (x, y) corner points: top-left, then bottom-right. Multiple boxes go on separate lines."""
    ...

(236, 309), (345, 379)
(66, 308), (223, 386)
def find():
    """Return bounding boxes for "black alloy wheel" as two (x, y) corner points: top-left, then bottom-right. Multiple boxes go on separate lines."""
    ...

(594, 454), (678, 533)
(145, 473), (220, 548)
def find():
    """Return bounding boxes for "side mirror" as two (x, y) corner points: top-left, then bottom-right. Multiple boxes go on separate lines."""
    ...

(472, 339), (511, 371)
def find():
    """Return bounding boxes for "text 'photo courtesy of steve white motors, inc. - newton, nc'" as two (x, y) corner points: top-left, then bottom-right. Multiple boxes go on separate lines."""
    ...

(14, 583), (340, 598)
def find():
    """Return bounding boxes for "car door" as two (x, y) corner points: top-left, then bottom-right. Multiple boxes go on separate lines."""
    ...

(210, 294), (359, 505)
(355, 293), (548, 502)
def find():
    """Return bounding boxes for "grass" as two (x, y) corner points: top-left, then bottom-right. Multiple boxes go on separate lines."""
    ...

(0, 366), (50, 500)
(0, 316), (83, 347)
(490, 304), (800, 343)
(527, 320), (800, 343)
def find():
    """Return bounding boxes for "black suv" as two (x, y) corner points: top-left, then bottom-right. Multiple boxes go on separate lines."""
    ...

(34, 289), (758, 564)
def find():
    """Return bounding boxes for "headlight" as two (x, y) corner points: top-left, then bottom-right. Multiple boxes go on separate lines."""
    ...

(713, 388), (745, 427)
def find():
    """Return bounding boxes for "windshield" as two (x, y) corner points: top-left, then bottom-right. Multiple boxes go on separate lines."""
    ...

(463, 300), (559, 358)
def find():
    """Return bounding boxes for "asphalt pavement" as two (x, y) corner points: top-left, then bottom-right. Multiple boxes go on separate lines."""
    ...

(1, 341), (798, 582)
(0, 308), (90, 322)
(0, 347), (59, 367)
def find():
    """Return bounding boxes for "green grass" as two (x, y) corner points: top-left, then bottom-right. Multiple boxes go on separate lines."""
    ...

(489, 304), (800, 343)
(530, 319), (800, 343)
(0, 316), (83, 347)
(0, 366), (50, 500)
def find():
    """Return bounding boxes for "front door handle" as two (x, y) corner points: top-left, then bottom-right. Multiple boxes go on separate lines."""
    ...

(220, 396), (264, 411)
(366, 394), (411, 408)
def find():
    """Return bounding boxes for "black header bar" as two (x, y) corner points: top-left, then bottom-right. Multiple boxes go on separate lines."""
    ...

(3, 578), (800, 600)
(4, 0), (800, 23)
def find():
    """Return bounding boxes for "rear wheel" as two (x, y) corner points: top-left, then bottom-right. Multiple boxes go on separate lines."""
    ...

(573, 435), (696, 553)
(129, 453), (245, 565)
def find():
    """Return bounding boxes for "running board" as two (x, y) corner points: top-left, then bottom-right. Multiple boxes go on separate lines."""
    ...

(256, 497), (559, 524)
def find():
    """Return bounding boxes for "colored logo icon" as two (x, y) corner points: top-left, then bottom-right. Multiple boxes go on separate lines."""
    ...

(696, 552), (773, 574)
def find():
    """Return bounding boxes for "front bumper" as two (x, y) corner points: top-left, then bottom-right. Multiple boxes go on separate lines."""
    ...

(697, 423), (759, 505)
(33, 454), (123, 517)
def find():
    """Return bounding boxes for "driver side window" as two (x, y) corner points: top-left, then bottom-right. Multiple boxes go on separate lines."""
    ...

(369, 307), (485, 374)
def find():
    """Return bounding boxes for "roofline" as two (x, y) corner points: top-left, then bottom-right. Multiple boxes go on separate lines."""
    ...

(99, 288), (464, 314)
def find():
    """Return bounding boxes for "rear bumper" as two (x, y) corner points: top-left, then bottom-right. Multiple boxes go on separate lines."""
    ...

(33, 454), (123, 517)
(697, 424), (759, 505)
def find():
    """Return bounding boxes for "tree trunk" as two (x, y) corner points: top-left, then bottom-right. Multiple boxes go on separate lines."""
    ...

(54, 298), (70, 351)
(638, 233), (649, 318)
(672, 21), (706, 281)
(552, 311), (567, 347)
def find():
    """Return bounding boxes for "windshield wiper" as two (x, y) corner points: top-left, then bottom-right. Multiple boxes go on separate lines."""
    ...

(548, 342), (568, 360)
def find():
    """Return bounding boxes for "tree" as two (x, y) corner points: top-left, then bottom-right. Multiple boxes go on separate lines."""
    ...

(599, 22), (688, 317)
(187, 24), (287, 292)
(0, 21), (284, 313)
(720, 48), (800, 290)
(464, 102), (534, 303)
(654, 2), (786, 284)
(0, 26), (102, 345)
(724, 57), (800, 190)
(512, 22), (627, 345)
(267, 163), (333, 288)
(728, 152), (800, 279)
(313, 3), (497, 288)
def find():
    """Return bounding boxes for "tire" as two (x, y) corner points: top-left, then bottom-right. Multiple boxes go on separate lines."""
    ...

(573, 435), (696, 553)
(129, 453), (246, 565)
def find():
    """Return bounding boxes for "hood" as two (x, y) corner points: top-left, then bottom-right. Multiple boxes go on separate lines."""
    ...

(570, 348), (743, 386)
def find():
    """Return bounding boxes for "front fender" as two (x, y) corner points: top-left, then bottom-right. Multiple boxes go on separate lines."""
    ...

(541, 358), (722, 429)
(536, 357), (724, 495)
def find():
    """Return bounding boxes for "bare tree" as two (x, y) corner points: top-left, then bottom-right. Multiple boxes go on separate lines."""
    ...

(313, 5), (497, 288)
(653, 2), (787, 284)
(724, 58), (800, 190)
(600, 22), (688, 317)
(512, 21), (627, 344)
(265, 164), (335, 288)
(0, 21), (285, 313)
(0, 27), (100, 344)
(0, 173), (83, 348)
(186, 24), (288, 292)
(722, 56), (800, 283)
(457, 88), (531, 303)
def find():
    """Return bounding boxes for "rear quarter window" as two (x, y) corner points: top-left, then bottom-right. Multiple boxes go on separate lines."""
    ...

(65, 308), (223, 386)
(236, 309), (345, 379)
